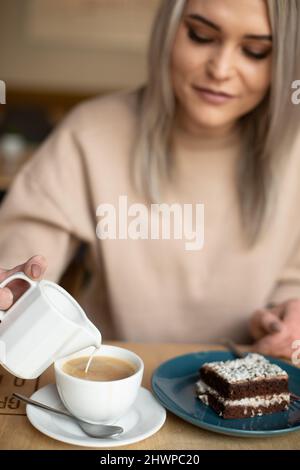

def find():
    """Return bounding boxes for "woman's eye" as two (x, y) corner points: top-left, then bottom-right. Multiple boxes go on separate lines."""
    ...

(187, 27), (214, 44)
(243, 48), (272, 60)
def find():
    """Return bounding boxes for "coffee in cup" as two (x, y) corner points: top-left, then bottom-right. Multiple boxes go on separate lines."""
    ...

(62, 355), (137, 381)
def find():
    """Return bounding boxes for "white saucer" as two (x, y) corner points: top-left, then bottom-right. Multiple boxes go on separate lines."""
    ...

(26, 384), (166, 448)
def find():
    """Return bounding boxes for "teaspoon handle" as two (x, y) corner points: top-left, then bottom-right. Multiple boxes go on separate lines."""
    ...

(12, 392), (72, 419)
(221, 339), (246, 358)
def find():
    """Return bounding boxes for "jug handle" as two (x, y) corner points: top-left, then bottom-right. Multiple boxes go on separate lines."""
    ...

(0, 272), (37, 321)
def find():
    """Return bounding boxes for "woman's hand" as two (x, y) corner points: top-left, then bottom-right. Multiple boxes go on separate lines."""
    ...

(0, 255), (47, 310)
(249, 299), (300, 358)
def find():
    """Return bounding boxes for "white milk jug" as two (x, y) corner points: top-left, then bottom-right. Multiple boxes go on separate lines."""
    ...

(0, 272), (102, 379)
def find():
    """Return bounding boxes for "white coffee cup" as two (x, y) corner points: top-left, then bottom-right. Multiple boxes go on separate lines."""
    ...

(54, 345), (144, 424)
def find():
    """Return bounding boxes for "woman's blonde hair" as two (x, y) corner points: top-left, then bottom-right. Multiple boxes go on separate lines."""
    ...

(133, 0), (300, 245)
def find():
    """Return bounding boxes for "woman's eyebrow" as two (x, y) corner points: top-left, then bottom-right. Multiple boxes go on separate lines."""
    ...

(186, 13), (272, 41)
(244, 34), (272, 41)
(186, 13), (221, 31)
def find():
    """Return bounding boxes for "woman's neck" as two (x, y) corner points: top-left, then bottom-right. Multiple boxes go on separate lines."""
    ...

(172, 114), (241, 152)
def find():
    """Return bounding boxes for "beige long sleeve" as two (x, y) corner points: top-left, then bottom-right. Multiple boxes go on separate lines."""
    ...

(267, 232), (300, 305)
(0, 114), (95, 281)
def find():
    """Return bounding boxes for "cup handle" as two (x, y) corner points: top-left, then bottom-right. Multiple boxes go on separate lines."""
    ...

(0, 271), (37, 321)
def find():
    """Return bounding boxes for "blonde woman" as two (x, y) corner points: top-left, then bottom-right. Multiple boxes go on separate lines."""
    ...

(0, 0), (299, 358)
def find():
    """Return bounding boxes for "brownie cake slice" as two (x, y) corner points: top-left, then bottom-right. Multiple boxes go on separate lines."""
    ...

(196, 353), (290, 419)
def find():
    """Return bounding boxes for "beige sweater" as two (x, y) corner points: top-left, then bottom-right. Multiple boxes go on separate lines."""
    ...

(0, 91), (300, 343)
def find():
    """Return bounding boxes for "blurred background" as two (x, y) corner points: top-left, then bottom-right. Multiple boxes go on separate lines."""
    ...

(0, 0), (159, 294)
(0, 0), (160, 195)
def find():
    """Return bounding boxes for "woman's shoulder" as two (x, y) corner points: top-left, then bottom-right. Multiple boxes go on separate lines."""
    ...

(61, 89), (140, 136)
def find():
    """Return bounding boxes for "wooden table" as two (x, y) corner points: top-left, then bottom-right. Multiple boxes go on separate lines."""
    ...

(0, 342), (299, 450)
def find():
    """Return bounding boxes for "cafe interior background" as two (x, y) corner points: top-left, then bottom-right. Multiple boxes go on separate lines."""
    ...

(0, 0), (160, 299)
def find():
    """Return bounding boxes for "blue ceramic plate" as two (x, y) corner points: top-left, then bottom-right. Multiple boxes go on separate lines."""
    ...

(152, 351), (300, 437)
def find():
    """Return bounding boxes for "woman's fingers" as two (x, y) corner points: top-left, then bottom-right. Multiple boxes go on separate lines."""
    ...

(249, 308), (283, 340)
(252, 299), (300, 359)
(0, 255), (47, 310)
(22, 255), (47, 280)
(253, 328), (292, 358)
(0, 255), (47, 282)
(0, 287), (14, 310)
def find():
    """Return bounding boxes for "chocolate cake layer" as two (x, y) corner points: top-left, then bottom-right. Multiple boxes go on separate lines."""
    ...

(204, 392), (289, 419)
(200, 367), (288, 399)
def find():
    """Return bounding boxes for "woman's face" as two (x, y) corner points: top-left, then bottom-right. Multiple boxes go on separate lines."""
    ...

(171, 0), (272, 135)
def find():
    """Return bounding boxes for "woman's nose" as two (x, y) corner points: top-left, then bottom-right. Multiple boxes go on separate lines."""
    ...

(206, 46), (236, 81)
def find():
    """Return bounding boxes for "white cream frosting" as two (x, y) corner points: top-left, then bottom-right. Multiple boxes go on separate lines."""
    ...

(202, 353), (288, 384)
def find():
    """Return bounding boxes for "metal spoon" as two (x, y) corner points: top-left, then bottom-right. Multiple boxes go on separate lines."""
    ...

(12, 392), (123, 438)
(221, 338), (246, 358)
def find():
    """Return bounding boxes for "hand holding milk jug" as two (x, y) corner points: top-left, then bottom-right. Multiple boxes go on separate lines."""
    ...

(0, 255), (101, 379)
(0, 255), (47, 310)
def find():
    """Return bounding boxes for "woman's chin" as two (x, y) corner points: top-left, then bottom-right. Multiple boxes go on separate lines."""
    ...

(189, 116), (236, 134)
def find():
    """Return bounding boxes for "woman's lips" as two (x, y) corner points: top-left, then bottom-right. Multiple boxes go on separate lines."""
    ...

(193, 86), (236, 105)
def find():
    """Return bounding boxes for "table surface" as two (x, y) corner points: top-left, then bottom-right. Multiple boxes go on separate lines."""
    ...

(0, 342), (299, 450)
